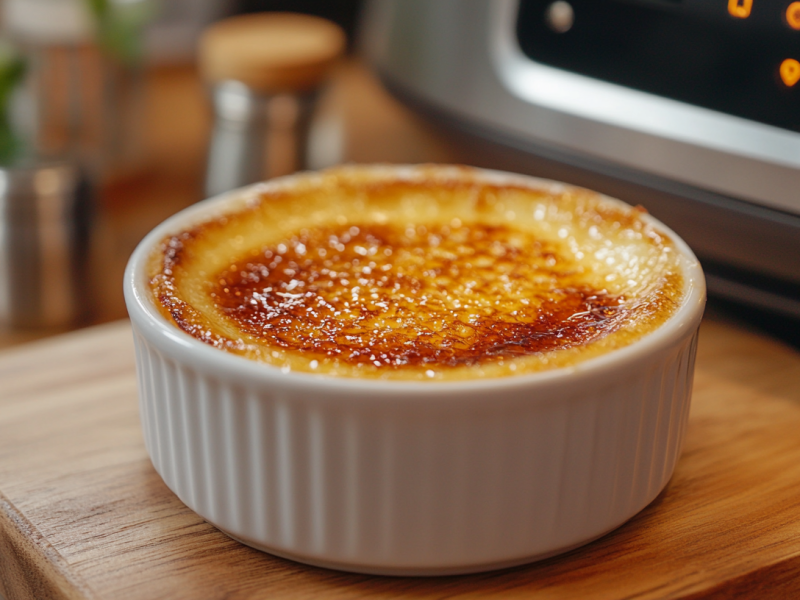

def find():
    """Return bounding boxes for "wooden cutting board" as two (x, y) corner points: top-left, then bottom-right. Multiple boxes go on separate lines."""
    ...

(1, 318), (799, 600)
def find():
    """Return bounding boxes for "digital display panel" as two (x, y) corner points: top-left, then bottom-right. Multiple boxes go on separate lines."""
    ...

(516, 0), (800, 132)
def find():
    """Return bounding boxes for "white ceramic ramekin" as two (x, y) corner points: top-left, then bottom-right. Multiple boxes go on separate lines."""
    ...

(124, 166), (705, 576)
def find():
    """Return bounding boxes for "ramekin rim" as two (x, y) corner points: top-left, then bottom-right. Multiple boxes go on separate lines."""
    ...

(123, 164), (706, 396)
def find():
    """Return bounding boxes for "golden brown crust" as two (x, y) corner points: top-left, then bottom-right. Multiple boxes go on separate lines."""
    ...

(149, 167), (685, 380)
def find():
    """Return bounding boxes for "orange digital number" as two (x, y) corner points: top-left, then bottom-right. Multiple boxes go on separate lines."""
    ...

(786, 2), (800, 29)
(728, 0), (753, 18)
(780, 58), (800, 87)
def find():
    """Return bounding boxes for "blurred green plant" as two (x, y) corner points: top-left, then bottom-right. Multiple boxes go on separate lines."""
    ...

(84, 0), (158, 66)
(0, 39), (27, 165)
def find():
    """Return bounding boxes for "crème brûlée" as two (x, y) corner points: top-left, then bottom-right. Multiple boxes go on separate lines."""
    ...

(148, 165), (686, 381)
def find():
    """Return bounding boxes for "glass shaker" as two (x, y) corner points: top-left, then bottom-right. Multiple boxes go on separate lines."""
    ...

(2, 0), (156, 181)
(0, 34), (91, 329)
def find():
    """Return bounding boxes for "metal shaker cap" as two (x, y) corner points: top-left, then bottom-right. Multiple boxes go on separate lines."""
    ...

(0, 160), (91, 328)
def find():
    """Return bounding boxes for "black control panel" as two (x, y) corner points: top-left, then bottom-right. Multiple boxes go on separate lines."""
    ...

(516, 0), (800, 132)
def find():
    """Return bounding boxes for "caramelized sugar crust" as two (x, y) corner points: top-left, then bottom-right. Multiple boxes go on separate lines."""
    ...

(213, 223), (625, 368)
(150, 166), (685, 380)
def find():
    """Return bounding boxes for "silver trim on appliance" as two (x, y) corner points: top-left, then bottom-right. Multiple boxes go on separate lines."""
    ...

(491, 0), (800, 216)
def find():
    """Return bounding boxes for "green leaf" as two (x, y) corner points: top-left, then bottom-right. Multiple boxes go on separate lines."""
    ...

(83, 0), (158, 65)
(0, 39), (27, 165)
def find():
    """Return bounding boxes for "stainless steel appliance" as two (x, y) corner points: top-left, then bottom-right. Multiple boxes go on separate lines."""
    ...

(361, 0), (800, 321)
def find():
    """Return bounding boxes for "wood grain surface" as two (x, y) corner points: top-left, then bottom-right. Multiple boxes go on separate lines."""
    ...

(1, 318), (800, 599)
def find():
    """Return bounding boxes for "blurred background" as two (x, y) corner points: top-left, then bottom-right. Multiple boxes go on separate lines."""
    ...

(0, 0), (797, 349)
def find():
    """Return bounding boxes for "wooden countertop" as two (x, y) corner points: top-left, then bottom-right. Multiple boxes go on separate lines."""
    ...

(1, 317), (800, 599)
(2, 59), (800, 599)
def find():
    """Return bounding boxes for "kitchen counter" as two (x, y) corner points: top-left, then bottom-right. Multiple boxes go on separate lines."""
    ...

(2, 60), (800, 599)
(1, 317), (800, 599)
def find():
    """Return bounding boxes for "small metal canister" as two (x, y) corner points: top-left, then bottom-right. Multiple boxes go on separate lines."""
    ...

(0, 161), (90, 328)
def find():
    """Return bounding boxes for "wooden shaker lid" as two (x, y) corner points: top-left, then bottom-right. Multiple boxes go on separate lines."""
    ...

(199, 12), (346, 94)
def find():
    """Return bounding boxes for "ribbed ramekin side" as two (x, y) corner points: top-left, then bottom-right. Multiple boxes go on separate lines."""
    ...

(542, 328), (697, 549)
(130, 322), (700, 572)
(132, 333), (154, 458)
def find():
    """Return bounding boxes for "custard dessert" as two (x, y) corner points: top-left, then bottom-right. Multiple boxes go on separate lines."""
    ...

(149, 165), (686, 380)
